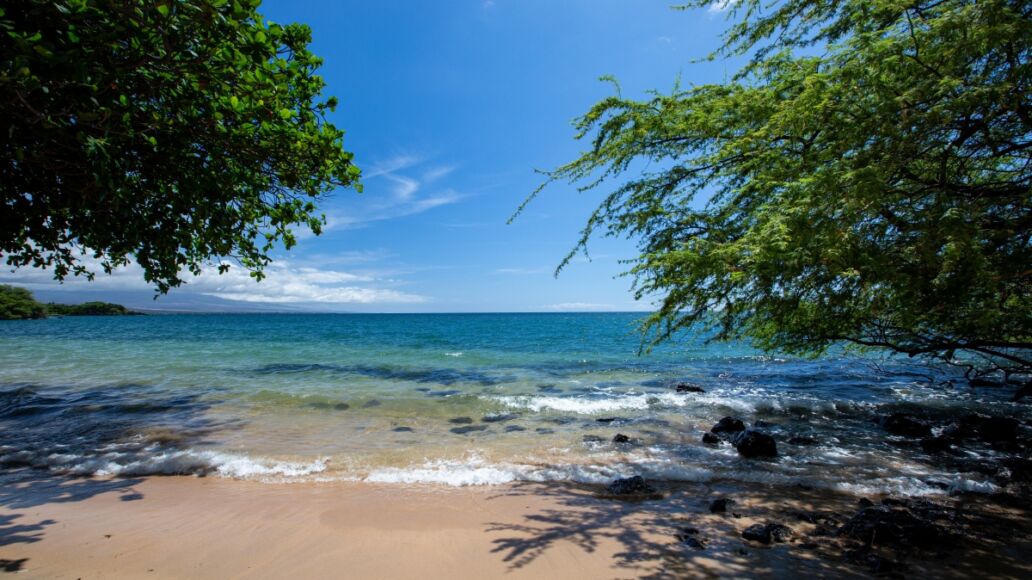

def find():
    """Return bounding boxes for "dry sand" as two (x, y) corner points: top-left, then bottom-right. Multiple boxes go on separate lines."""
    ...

(1, 473), (1030, 579)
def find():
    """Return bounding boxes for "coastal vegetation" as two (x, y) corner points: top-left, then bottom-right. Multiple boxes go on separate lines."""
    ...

(0, 0), (359, 293)
(0, 284), (136, 319)
(525, 0), (1032, 381)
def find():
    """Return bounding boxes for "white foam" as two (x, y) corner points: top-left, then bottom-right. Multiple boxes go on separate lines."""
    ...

(10, 447), (327, 480)
(444, 352), (463, 357)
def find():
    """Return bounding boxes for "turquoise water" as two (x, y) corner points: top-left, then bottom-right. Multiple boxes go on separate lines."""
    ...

(0, 313), (1025, 493)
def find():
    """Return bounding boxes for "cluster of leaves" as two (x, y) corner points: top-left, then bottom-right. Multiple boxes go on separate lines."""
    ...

(0, 284), (47, 319)
(0, 0), (359, 293)
(526, 1), (1032, 376)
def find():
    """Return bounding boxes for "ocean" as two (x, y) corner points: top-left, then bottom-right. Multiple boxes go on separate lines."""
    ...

(0, 313), (1024, 495)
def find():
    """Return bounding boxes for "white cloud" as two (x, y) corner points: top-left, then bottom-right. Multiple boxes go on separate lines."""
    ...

(546, 302), (618, 312)
(0, 255), (425, 305)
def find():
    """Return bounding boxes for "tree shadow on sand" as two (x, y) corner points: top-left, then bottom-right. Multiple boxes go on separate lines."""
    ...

(0, 381), (241, 572)
(484, 481), (1032, 579)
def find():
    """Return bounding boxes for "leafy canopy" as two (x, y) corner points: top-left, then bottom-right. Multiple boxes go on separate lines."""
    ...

(0, 0), (359, 292)
(524, 0), (1032, 376)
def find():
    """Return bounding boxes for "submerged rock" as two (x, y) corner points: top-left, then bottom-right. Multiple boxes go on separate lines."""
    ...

(702, 433), (721, 445)
(920, 436), (953, 453)
(675, 383), (705, 393)
(362, 399), (382, 408)
(612, 433), (631, 444)
(788, 436), (819, 446)
(596, 417), (628, 424)
(742, 523), (793, 544)
(535, 427), (555, 434)
(732, 430), (778, 458)
(504, 425), (526, 432)
(711, 416), (746, 434)
(448, 417), (474, 425)
(709, 498), (735, 513)
(881, 413), (932, 437)
(450, 425), (488, 435)
(481, 413), (519, 423)
(975, 416), (1020, 443)
(582, 435), (604, 444)
(605, 475), (656, 496)
(333, 403), (351, 411)
(392, 426), (414, 433)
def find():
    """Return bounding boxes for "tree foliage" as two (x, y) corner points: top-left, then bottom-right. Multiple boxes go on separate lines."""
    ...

(0, 0), (359, 292)
(525, 0), (1032, 377)
(0, 284), (47, 320)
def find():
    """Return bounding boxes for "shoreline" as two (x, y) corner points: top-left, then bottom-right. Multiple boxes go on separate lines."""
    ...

(2, 473), (1030, 579)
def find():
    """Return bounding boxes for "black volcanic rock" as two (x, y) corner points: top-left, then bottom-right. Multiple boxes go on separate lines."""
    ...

(450, 425), (487, 435)
(709, 498), (734, 513)
(711, 416), (746, 434)
(605, 475), (656, 496)
(675, 383), (705, 393)
(742, 523), (793, 544)
(881, 413), (932, 437)
(732, 430), (778, 458)
(612, 433), (631, 444)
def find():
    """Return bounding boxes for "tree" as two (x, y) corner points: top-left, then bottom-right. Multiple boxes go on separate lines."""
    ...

(0, 284), (47, 320)
(522, 0), (1032, 379)
(0, 0), (359, 293)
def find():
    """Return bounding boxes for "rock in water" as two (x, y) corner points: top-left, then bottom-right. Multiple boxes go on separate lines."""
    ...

(742, 523), (793, 544)
(450, 425), (487, 435)
(675, 383), (705, 393)
(732, 430), (778, 458)
(880, 413), (932, 437)
(788, 436), (818, 446)
(711, 416), (746, 434)
(448, 417), (474, 425)
(612, 433), (631, 444)
(920, 436), (952, 453)
(606, 475), (656, 496)
(702, 433), (720, 445)
(976, 416), (1020, 443)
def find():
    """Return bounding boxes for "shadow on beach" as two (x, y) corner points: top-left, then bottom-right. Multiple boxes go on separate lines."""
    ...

(484, 480), (1032, 579)
(0, 381), (238, 572)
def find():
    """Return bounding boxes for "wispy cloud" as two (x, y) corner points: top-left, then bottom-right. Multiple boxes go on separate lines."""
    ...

(1, 255), (426, 305)
(318, 154), (463, 231)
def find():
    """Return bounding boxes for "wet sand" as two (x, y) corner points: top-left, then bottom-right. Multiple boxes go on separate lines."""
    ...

(1, 473), (1031, 579)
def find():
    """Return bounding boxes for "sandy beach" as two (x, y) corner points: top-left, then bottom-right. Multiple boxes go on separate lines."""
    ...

(1, 473), (1030, 579)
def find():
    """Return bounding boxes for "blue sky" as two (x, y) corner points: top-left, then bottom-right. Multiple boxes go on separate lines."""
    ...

(4, 1), (735, 312)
